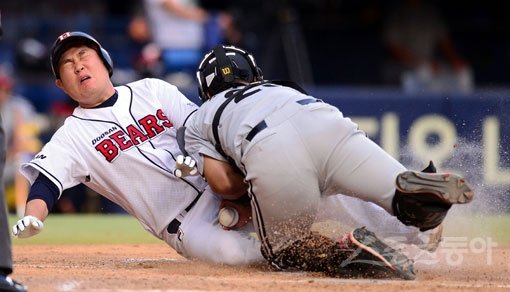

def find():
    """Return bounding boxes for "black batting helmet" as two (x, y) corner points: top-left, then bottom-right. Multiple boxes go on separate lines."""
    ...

(196, 45), (263, 103)
(50, 31), (113, 79)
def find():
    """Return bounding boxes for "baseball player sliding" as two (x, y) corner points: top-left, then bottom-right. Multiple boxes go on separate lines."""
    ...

(11, 31), (266, 266)
(176, 45), (475, 279)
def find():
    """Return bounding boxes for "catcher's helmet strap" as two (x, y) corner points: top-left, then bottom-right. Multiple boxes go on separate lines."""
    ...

(213, 45), (234, 83)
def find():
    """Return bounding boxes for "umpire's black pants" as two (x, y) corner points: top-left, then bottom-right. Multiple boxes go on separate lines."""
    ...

(0, 114), (13, 274)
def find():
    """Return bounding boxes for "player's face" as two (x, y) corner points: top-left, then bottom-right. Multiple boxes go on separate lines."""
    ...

(55, 45), (115, 108)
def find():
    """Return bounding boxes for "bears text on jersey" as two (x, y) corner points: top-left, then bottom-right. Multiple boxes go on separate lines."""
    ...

(95, 109), (172, 162)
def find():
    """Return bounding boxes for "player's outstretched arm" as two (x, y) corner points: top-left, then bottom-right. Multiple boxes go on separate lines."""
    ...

(12, 199), (48, 238)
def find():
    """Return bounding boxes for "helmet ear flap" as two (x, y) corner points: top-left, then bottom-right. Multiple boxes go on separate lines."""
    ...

(100, 47), (114, 77)
(196, 54), (211, 103)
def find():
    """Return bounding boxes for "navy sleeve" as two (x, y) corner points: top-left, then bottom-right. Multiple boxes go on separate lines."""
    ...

(27, 173), (60, 211)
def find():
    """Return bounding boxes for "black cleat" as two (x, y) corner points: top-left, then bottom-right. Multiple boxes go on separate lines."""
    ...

(421, 160), (437, 173)
(0, 275), (27, 292)
(396, 171), (474, 204)
(340, 227), (416, 280)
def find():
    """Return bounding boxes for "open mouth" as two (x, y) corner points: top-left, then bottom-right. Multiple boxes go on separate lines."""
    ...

(80, 75), (91, 83)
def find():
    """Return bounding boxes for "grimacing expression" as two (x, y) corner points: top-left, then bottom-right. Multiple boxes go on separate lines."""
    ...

(55, 45), (113, 108)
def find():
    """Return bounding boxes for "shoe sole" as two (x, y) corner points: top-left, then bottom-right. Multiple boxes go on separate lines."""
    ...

(344, 227), (416, 280)
(396, 171), (474, 204)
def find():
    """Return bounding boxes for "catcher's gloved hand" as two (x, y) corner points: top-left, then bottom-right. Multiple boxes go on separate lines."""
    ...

(12, 215), (44, 238)
(174, 155), (198, 178)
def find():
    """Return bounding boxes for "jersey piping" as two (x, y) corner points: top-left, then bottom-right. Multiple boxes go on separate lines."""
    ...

(70, 90), (204, 194)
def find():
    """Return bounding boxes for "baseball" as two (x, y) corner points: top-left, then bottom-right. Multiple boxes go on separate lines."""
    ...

(218, 207), (239, 228)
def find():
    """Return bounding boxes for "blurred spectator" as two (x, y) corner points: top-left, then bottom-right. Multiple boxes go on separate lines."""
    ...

(382, 0), (473, 94)
(127, 14), (166, 79)
(0, 65), (45, 217)
(142, 0), (238, 88)
(143, 0), (209, 87)
(199, 0), (242, 49)
(15, 38), (48, 76)
(225, 1), (313, 85)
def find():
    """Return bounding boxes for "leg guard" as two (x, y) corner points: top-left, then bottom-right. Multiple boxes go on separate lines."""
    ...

(267, 228), (415, 280)
(392, 167), (474, 231)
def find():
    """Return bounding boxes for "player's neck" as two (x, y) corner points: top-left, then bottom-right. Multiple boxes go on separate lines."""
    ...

(91, 90), (118, 109)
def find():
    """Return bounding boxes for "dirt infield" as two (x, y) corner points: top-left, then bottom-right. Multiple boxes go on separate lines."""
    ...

(10, 242), (510, 292)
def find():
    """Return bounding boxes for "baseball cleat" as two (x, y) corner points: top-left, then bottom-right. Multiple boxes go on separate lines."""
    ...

(396, 171), (474, 204)
(339, 227), (416, 280)
(0, 275), (27, 292)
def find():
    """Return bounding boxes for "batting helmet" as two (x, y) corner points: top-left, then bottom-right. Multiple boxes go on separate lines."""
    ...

(196, 45), (263, 103)
(50, 31), (113, 79)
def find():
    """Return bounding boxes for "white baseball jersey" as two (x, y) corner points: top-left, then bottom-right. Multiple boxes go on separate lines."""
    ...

(184, 82), (409, 258)
(20, 78), (263, 265)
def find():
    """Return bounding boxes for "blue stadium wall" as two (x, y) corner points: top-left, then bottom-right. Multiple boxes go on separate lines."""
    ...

(303, 88), (510, 188)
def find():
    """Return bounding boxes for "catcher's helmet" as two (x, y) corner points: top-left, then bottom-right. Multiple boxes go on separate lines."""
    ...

(196, 45), (263, 103)
(50, 31), (113, 79)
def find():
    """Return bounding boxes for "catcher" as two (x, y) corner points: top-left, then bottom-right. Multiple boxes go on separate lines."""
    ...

(176, 45), (475, 279)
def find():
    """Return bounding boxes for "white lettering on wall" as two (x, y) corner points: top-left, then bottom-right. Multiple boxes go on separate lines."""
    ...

(381, 113), (399, 158)
(408, 114), (457, 167)
(353, 113), (509, 186)
(484, 117), (510, 184)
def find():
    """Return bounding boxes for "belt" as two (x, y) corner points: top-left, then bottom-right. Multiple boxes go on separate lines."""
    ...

(245, 98), (320, 142)
(167, 192), (202, 234)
